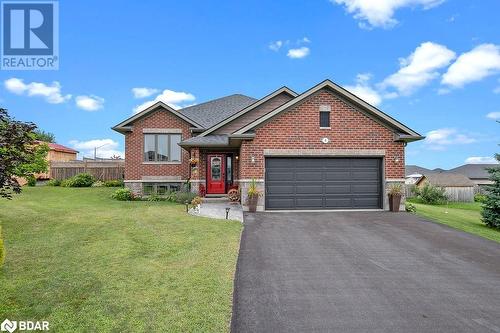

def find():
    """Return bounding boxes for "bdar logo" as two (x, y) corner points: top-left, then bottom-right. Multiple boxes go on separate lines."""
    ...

(0, 319), (17, 333)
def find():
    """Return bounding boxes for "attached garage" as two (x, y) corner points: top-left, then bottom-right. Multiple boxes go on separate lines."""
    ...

(265, 157), (383, 210)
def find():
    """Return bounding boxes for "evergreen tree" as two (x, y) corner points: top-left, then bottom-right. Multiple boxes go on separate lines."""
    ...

(481, 154), (500, 228)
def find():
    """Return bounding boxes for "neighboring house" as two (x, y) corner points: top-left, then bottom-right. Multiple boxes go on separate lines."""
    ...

(405, 165), (432, 184)
(448, 164), (497, 187)
(113, 79), (423, 211)
(415, 173), (475, 202)
(38, 142), (79, 180)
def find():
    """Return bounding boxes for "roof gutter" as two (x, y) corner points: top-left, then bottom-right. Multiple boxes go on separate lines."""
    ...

(394, 133), (425, 142)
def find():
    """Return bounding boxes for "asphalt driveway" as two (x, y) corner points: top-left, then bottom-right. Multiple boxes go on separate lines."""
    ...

(231, 212), (500, 333)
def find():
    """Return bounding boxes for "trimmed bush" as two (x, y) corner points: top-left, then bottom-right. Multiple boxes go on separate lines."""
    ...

(104, 180), (124, 187)
(26, 175), (36, 187)
(0, 226), (4, 267)
(147, 194), (166, 202)
(474, 193), (487, 203)
(414, 184), (448, 205)
(46, 179), (61, 186)
(111, 188), (134, 201)
(61, 173), (95, 187)
(175, 191), (197, 204)
(405, 202), (416, 213)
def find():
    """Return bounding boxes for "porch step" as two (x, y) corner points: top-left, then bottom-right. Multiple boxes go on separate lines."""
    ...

(203, 195), (229, 202)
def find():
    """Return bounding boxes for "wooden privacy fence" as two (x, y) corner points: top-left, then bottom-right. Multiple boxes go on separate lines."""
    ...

(50, 160), (125, 181)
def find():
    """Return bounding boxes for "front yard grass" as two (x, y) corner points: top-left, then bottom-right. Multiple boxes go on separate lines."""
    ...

(0, 187), (242, 332)
(409, 200), (500, 243)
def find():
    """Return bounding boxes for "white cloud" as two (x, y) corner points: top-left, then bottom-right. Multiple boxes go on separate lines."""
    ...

(331, 0), (445, 28)
(69, 139), (123, 159)
(494, 86), (500, 94)
(486, 112), (500, 120)
(287, 47), (310, 59)
(75, 95), (105, 111)
(442, 44), (500, 88)
(381, 42), (456, 95)
(465, 156), (499, 164)
(269, 40), (283, 52)
(132, 87), (159, 99)
(4, 78), (71, 104)
(344, 73), (382, 106)
(133, 89), (196, 113)
(424, 128), (476, 150)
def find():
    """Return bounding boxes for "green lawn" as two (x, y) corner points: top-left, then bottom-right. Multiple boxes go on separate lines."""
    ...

(409, 200), (500, 243)
(0, 187), (242, 332)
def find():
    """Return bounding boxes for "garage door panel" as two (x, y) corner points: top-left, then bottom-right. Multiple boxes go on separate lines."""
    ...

(325, 184), (351, 194)
(353, 197), (380, 208)
(295, 171), (323, 181)
(296, 198), (324, 208)
(266, 184), (294, 194)
(265, 157), (382, 210)
(352, 184), (380, 194)
(325, 159), (351, 167)
(266, 197), (295, 209)
(295, 184), (323, 194)
(324, 197), (352, 208)
(351, 170), (380, 180)
(325, 171), (351, 180)
(266, 171), (294, 181)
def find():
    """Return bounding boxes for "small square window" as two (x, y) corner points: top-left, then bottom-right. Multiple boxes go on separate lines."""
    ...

(157, 184), (169, 195)
(320, 111), (330, 128)
(143, 184), (154, 195)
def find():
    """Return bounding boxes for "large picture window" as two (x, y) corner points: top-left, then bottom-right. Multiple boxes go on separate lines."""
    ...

(144, 134), (182, 162)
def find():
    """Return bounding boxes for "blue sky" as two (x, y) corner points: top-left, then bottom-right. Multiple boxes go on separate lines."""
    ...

(2, 0), (499, 168)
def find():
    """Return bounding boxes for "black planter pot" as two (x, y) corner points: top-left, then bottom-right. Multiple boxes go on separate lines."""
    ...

(388, 194), (402, 212)
(247, 195), (258, 212)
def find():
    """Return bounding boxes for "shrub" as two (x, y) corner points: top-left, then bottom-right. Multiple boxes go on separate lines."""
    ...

(482, 156), (500, 228)
(175, 191), (197, 204)
(0, 226), (4, 267)
(474, 193), (487, 203)
(104, 180), (124, 187)
(26, 175), (36, 187)
(60, 173), (95, 187)
(92, 181), (105, 187)
(405, 202), (416, 213)
(414, 184), (448, 205)
(111, 188), (134, 201)
(147, 194), (166, 202)
(70, 173), (94, 187)
(46, 179), (61, 186)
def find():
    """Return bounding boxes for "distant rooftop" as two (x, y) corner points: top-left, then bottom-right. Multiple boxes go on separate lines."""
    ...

(417, 173), (475, 187)
(448, 164), (498, 180)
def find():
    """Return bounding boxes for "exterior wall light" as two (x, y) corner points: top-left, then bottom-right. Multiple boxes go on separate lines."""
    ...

(394, 154), (401, 163)
(251, 156), (256, 164)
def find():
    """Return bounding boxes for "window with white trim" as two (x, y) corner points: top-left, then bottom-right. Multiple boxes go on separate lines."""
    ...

(144, 134), (182, 162)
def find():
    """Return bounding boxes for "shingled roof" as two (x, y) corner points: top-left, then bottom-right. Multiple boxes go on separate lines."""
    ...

(416, 173), (475, 187)
(178, 94), (257, 128)
(448, 164), (498, 180)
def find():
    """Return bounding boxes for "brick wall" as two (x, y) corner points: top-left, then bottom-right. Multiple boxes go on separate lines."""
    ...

(239, 88), (405, 179)
(124, 109), (192, 180)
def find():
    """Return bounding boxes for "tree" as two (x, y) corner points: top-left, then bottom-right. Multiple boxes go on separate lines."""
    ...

(481, 154), (500, 228)
(33, 129), (56, 143)
(0, 108), (48, 199)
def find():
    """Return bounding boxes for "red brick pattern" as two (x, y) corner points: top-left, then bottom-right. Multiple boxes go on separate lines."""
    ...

(124, 109), (191, 180)
(239, 89), (405, 179)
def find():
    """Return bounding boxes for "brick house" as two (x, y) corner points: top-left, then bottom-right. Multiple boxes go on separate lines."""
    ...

(113, 80), (423, 211)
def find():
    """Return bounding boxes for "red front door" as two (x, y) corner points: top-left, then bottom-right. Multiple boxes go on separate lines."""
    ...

(207, 154), (225, 194)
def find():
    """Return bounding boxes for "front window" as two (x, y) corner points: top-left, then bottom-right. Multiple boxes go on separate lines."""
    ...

(144, 134), (182, 162)
(320, 111), (330, 128)
(143, 183), (181, 195)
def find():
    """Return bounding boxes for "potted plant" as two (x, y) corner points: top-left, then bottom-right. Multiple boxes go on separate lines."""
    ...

(191, 196), (203, 213)
(246, 178), (261, 212)
(388, 183), (403, 212)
